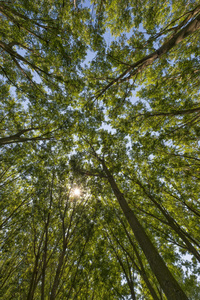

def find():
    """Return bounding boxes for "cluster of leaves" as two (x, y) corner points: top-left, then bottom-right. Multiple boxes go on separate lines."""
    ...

(1, 0), (200, 299)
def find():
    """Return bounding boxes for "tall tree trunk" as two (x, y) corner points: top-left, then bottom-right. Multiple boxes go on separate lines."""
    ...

(108, 237), (136, 300)
(118, 219), (161, 300)
(27, 255), (40, 300)
(50, 249), (66, 300)
(135, 179), (200, 262)
(101, 160), (188, 300)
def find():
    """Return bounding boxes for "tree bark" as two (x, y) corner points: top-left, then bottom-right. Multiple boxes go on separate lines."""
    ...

(101, 160), (188, 300)
(119, 219), (161, 300)
(49, 249), (66, 300)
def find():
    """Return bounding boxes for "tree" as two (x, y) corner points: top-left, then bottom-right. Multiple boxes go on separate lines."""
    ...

(1, 1), (200, 299)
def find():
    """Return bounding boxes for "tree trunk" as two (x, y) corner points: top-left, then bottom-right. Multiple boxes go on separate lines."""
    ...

(101, 160), (188, 300)
(119, 220), (161, 300)
(49, 249), (66, 300)
(136, 180), (200, 262)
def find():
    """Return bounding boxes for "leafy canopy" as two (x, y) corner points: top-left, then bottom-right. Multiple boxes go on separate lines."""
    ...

(0, 1), (200, 299)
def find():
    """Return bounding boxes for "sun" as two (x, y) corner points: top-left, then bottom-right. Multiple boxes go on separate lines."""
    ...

(73, 188), (81, 197)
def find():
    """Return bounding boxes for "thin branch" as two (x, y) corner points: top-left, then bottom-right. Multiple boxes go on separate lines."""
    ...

(97, 7), (200, 98)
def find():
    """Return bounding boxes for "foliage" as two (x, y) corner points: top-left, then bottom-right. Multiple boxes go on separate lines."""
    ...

(0, 0), (200, 299)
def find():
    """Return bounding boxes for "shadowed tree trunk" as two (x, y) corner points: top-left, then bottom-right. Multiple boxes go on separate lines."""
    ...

(101, 159), (188, 300)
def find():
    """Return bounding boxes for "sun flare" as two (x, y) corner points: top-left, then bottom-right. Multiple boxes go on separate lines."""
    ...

(73, 188), (81, 197)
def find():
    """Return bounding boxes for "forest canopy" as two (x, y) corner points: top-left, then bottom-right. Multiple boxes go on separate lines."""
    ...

(0, 1), (200, 299)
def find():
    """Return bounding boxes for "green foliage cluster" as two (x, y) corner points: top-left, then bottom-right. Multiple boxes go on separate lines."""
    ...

(0, 0), (200, 299)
